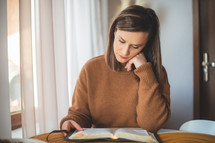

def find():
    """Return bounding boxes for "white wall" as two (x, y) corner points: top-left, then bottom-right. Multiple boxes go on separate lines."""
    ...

(108, 0), (194, 129)
(0, 0), (12, 138)
(151, 0), (193, 129)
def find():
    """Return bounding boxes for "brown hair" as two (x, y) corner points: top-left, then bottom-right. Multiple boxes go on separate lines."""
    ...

(105, 5), (162, 82)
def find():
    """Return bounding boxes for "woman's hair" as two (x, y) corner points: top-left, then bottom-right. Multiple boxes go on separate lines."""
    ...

(105, 5), (162, 82)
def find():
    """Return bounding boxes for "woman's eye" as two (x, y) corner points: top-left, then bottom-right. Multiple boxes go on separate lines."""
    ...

(132, 46), (139, 49)
(119, 40), (125, 43)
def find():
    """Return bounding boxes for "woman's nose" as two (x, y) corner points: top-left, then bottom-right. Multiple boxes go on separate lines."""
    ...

(121, 45), (130, 56)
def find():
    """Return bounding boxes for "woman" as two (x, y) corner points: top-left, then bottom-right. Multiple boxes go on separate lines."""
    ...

(61, 5), (170, 134)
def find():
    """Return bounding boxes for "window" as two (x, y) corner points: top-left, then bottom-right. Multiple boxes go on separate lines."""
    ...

(7, 0), (22, 132)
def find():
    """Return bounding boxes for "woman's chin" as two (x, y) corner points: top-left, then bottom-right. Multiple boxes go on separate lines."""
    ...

(116, 57), (128, 64)
(117, 59), (127, 64)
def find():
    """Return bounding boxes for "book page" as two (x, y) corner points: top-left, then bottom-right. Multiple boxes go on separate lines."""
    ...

(114, 128), (158, 143)
(68, 128), (113, 140)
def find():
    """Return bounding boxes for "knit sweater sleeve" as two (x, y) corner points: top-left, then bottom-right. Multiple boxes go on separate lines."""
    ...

(60, 66), (92, 129)
(134, 62), (170, 132)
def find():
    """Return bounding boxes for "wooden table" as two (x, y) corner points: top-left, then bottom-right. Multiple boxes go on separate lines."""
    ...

(31, 132), (215, 143)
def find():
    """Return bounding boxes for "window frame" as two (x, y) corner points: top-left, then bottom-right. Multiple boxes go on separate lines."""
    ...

(11, 111), (22, 130)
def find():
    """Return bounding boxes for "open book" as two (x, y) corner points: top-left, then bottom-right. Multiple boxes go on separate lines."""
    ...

(65, 128), (160, 143)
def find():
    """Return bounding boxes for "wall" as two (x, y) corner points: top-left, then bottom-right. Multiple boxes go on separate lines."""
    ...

(152, 0), (193, 129)
(0, 0), (12, 138)
(108, 0), (194, 129)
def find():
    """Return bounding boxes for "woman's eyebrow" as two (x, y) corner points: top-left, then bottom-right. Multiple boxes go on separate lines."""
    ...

(119, 35), (126, 41)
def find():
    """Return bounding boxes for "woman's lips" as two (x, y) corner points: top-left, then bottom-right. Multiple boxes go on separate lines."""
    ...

(119, 55), (128, 59)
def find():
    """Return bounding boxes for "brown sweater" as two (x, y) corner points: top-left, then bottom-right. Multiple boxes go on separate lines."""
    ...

(60, 55), (170, 132)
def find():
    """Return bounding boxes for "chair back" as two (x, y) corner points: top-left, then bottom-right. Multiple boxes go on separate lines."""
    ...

(179, 120), (215, 136)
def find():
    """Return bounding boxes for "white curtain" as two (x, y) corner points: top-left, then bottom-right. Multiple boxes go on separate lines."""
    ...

(65, 0), (108, 103)
(20, 0), (108, 138)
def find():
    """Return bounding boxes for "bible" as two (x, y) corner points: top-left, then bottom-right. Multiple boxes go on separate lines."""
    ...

(65, 128), (160, 143)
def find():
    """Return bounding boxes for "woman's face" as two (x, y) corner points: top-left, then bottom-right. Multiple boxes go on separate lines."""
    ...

(113, 29), (149, 64)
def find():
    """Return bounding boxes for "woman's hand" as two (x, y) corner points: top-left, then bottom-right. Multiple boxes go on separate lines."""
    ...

(62, 120), (84, 136)
(125, 53), (147, 71)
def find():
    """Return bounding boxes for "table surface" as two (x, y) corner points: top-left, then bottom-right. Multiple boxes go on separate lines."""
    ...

(31, 132), (215, 143)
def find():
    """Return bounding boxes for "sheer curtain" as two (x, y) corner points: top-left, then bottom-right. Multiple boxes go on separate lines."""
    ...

(20, 0), (108, 138)
(65, 0), (108, 103)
